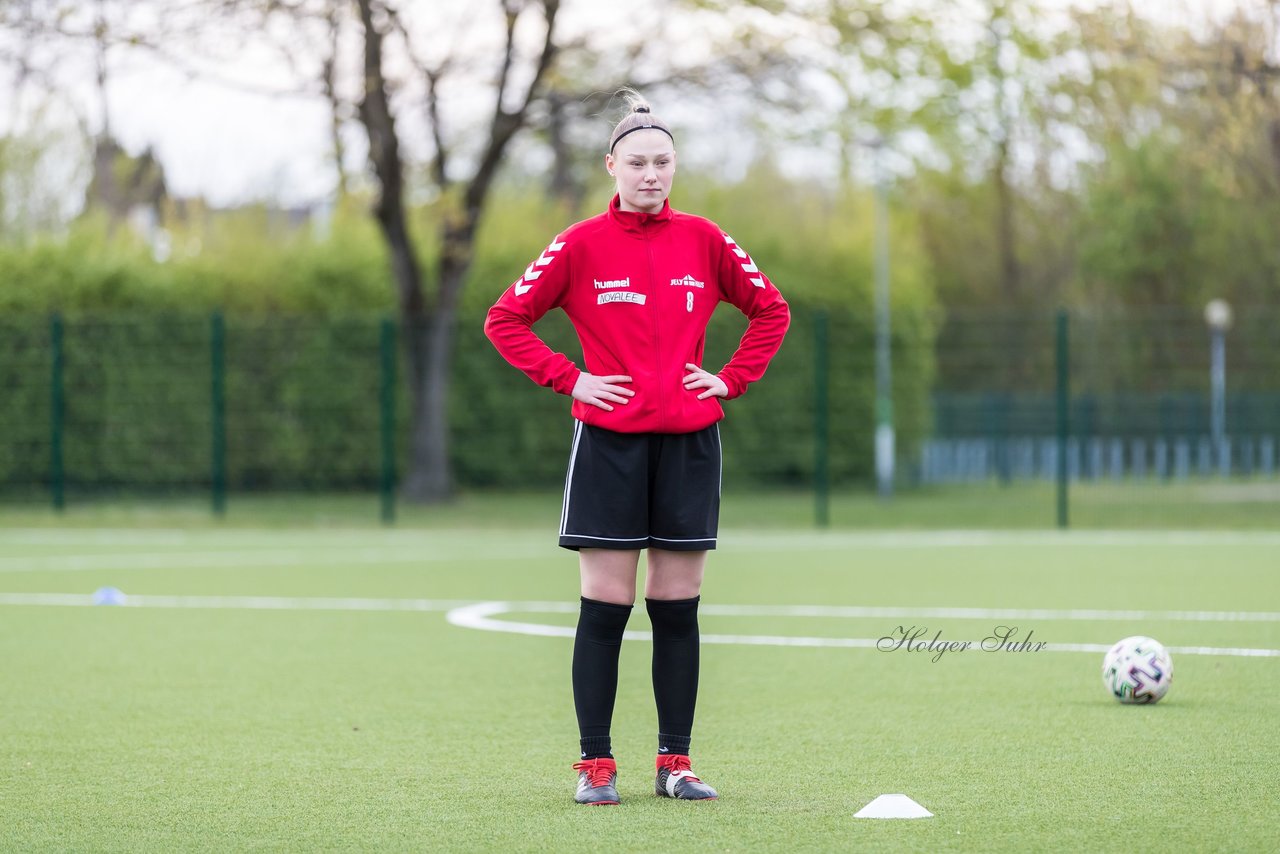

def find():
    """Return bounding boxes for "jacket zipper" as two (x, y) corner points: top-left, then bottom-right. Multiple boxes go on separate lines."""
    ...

(643, 222), (665, 431)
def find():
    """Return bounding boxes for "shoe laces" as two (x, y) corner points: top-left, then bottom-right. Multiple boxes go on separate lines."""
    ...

(657, 753), (701, 783)
(573, 758), (616, 789)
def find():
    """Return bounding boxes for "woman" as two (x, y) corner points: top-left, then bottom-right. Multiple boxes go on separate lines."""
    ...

(484, 92), (790, 805)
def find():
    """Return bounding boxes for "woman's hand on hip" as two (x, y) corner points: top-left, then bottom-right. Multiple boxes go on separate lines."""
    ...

(572, 373), (634, 411)
(683, 363), (728, 400)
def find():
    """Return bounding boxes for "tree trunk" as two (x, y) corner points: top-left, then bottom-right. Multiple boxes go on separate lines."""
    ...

(356, 0), (445, 502)
(401, 309), (454, 501)
(1270, 117), (1280, 183)
(356, 0), (560, 503)
(994, 136), (1027, 389)
(545, 91), (584, 211)
(994, 136), (1019, 305)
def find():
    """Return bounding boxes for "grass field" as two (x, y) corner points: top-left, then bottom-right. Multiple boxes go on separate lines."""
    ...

(2, 510), (1279, 851)
(5, 479), (1280, 530)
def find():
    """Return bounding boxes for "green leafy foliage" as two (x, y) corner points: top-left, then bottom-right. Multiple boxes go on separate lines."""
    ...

(0, 184), (937, 493)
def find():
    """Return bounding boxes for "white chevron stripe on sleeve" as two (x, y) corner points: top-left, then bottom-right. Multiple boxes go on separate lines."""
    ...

(514, 240), (565, 295)
(723, 235), (767, 288)
(534, 241), (565, 267)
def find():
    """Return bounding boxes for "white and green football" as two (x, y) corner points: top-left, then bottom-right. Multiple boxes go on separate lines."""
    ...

(1102, 635), (1173, 704)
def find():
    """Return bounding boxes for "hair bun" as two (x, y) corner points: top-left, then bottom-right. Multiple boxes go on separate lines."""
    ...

(608, 93), (673, 153)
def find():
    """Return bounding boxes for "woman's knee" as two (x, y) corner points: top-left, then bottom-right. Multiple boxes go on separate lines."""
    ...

(580, 549), (641, 605)
(644, 549), (707, 600)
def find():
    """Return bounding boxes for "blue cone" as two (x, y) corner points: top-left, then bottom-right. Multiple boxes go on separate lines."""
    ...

(92, 587), (127, 606)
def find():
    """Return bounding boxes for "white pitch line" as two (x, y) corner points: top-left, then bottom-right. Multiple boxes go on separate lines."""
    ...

(487, 600), (1280, 624)
(4, 594), (1279, 624)
(3, 595), (1278, 658)
(6, 528), (1280, 554)
(716, 530), (1280, 550)
(0, 593), (474, 611)
(0, 529), (460, 546)
(0, 545), (549, 574)
(1049, 642), (1280, 658)
(444, 602), (1280, 658)
(700, 604), (1280, 623)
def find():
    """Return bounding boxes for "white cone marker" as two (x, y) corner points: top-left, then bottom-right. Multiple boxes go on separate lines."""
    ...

(854, 794), (934, 819)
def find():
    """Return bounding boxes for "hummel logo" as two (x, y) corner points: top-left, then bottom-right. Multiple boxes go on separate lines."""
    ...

(514, 240), (565, 296)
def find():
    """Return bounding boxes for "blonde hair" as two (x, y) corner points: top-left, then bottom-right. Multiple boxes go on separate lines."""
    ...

(608, 88), (674, 154)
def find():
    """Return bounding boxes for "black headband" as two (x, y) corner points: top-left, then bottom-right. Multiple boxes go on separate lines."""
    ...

(609, 111), (675, 154)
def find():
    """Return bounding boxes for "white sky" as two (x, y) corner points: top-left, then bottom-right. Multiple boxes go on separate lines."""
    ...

(0, 0), (1267, 210)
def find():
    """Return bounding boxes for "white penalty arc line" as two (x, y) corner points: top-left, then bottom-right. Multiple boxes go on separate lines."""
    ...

(1, 594), (1278, 658)
(444, 602), (1280, 658)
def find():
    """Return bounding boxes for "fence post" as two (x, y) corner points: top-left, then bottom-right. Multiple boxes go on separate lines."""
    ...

(211, 312), (227, 517)
(379, 316), (397, 525)
(50, 314), (65, 512)
(813, 310), (829, 528)
(1055, 309), (1070, 529)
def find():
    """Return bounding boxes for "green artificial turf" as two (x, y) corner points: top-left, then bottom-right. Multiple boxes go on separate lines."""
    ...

(2, 527), (1278, 852)
(3, 479), (1280, 530)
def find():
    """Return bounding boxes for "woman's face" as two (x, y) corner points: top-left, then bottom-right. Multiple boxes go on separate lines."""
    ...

(606, 129), (676, 214)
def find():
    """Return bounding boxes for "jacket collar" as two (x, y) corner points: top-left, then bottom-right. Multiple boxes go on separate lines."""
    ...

(606, 194), (674, 234)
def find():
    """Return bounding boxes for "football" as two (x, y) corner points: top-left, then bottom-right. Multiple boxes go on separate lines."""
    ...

(1102, 635), (1173, 704)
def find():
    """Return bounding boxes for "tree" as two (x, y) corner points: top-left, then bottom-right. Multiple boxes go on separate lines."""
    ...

(354, 0), (560, 502)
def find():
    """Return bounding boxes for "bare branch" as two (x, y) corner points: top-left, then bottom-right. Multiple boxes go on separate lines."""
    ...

(380, 3), (451, 190)
(319, 1), (348, 197)
(424, 68), (449, 190)
(462, 0), (560, 224)
(355, 0), (424, 317)
(494, 0), (520, 112)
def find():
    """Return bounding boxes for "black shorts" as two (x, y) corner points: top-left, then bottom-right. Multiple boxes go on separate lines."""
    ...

(559, 422), (722, 551)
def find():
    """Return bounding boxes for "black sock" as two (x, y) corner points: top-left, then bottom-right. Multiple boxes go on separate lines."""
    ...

(573, 597), (632, 760)
(647, 596), (700, 754)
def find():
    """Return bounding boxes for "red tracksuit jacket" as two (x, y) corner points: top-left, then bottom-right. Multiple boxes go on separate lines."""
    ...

(484, 196), (790, 434)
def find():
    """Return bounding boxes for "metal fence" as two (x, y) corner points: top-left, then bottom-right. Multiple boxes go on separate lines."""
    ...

(2, 307), (1277, 527)
(919, 307), (1280, 484)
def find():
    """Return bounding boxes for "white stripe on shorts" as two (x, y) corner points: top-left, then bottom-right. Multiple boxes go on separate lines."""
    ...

(560, 420), (585, 537)
(715, 423), (722, 497)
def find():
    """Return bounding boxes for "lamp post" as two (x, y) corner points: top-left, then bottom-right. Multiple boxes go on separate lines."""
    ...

(865, 136), (894, 499)
(1204, 299), (1232, 471)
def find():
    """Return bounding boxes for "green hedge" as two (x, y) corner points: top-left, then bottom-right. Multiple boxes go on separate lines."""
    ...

(0, 303), (933, 493)
(0, 186), (938, 494)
